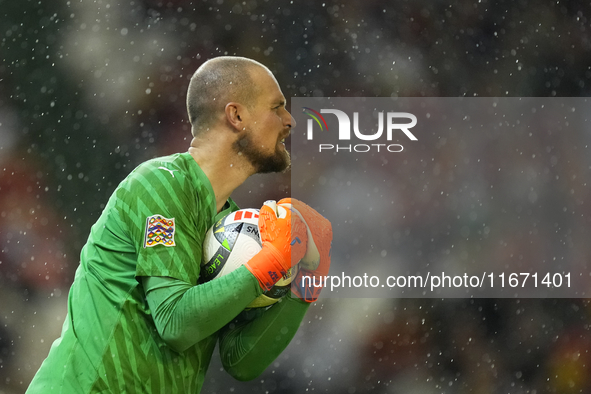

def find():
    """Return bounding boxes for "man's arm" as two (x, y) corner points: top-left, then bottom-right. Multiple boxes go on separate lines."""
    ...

(143, 268), (309, 380)
(142, 266), (262, 353)
(217, 295), (310, 381)
(142, 199), (308, 354)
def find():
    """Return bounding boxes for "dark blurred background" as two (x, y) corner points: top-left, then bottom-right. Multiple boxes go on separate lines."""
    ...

(2, 0), (591, 393)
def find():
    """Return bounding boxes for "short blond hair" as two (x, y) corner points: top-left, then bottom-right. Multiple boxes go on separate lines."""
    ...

(186, 56), (267, 136)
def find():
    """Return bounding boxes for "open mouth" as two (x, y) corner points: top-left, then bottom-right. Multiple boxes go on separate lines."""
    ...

(278, 134), (288, 147)
(279, 131), (290, 144)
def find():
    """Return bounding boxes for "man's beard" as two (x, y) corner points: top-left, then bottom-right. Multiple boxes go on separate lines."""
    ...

(233, 131), (291, 174)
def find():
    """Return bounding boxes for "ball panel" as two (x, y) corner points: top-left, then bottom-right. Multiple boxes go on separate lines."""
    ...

(201, 244), (231, 282)
(213, 222), (242, 249)
(217, 234), (261, 277)
(201, 208), (297, 308)
(238, 223), (261, 244)
(223, 209), (260, 226)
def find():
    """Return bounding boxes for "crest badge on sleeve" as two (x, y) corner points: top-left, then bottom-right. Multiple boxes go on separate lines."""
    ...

(144, 215), (176, 248)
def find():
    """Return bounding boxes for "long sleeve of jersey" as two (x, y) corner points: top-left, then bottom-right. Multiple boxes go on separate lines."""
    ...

(218, 294), (309, 381)
(142, 266), (263, 352)
(142, 267), (309, 380)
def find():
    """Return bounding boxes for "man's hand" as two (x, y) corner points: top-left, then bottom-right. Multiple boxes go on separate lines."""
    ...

(278, 198), (333, 302)
(245, 201), (308, 291)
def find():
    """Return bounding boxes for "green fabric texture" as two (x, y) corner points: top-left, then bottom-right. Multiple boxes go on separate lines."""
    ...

(219, 293), (310, 381)
(28, 152), (306, 394)
(144, 272), (310, 381)
(142, 267), (263, 353)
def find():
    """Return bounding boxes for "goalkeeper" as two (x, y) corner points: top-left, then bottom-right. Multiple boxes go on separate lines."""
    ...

(26, 56), (332, 393)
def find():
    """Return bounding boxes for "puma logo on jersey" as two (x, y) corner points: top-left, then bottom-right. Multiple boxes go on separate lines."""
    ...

(158, 166), (177, 178)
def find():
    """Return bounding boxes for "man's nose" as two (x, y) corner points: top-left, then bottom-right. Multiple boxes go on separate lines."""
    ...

(286, 110), (296, 128)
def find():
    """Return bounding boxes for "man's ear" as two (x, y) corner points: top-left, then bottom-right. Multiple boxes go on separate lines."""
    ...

(225, 102), (247, 132)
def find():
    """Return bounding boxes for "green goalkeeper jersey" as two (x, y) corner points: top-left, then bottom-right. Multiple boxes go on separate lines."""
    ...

(26, 152), (260, 393)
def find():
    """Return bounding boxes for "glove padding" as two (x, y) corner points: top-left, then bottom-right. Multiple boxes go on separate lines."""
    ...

(245, 200), (308, 291)
(278, 198), (332, 302)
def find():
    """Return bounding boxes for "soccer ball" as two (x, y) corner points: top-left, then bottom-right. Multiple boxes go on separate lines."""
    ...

(201, 208), (298, 308)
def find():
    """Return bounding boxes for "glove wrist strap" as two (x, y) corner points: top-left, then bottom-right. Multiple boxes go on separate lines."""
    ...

(245, 244), (288, 291)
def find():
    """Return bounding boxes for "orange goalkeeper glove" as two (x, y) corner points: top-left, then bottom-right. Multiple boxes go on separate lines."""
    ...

(245, 200), (308, 291)
(278, 198), (333, 303)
